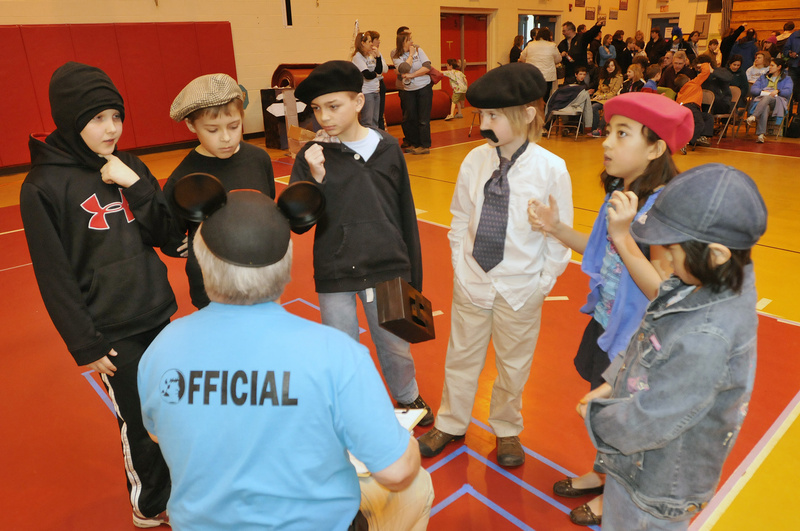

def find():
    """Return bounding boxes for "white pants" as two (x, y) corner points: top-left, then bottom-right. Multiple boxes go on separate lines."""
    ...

(359, 468), (434, 530)
(436, 279), (544, 437)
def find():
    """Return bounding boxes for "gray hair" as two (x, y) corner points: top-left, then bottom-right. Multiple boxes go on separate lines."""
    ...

(194, 226), (292, 305)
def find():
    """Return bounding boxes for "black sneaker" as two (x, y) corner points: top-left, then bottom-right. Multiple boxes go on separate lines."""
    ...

(397, 395), (434, 426)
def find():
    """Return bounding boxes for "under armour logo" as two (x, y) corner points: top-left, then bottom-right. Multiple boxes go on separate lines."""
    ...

(81, 190), (135, 230)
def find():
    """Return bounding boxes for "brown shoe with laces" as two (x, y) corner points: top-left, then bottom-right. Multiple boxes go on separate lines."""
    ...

(417, 427), (465, 457)
(396, 395), (434, 426)
(496, 435), (525, 467)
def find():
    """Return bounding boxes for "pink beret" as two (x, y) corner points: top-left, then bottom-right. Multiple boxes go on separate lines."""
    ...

(603, 92), (693, 153)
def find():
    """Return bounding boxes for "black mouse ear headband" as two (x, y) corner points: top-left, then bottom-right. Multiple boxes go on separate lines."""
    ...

(170, 173), (325, 267)
(170, 173), (325, 234)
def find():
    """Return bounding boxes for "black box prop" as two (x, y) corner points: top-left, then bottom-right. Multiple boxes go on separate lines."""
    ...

(376, 277), (435, 343)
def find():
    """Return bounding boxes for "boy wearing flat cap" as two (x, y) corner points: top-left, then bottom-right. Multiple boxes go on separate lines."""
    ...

(289, 60), (433, 422)
(418, 62), (574, 467)
(163, 73), (276, 309)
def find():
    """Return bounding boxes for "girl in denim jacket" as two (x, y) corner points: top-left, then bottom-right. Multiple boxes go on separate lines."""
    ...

(579, 163), (766, 530)
(528, 92), (694, 526)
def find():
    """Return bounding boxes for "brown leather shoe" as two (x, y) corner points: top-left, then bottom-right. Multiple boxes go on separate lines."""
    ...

(553, 477), (605, 498)
(418, 427), (464, 457)
(570, 503), (602, 526)
(496, 436), (525, 467)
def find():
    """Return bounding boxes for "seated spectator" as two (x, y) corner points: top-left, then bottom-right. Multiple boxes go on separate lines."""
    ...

(545, 66), (594, 133)
(699, 39), (722, 67)
(620, 63), (644, 93)
(675, 62), (714, 149)
(641, 64), (661, 93)
(659, 50), (696, 92)
(727, 55), (750, 111)
(584, 49), (600, 95)
(746, 57), (794, 143)
(681, 30), (702, 63)
(746, 51), (770, 83)
(139, 189), (435, 530)
(590, 59), (624, 136)
(698, 55), (734, 114)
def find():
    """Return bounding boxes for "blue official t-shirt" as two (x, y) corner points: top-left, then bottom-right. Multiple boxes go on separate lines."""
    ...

(139, 301), (410, 530)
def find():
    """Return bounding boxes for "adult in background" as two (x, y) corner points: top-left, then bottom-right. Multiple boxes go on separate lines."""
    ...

(645, 27), (669, 65)
(520, 26), (562, 99)
(139, 190), (434, 530)
(698, 55), (733, 114)
(699, 39), (722, 68)
(611, 30), (626, 59)
(776, 22), (795, 56)
(727, 54), (750, 110)
(510, 35), (524, 63)
(393, 31), (433, 154)
(598, 34), (617, 67)
(721, 24), (747, 68)
(634, 29), (646, 50)
(659, 50), (696, 92)
(785, 24), (800, 102)
(746, 57), (794, 143)
(366, 30), (388, 130)
(559, 18), (606, 82)
(731, 28), (759, 70)
(391, 26), (412, 147)
(680, 30), (701, 63)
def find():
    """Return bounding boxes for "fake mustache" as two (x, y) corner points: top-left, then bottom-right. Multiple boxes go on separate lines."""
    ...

(480, 129), (499, 143)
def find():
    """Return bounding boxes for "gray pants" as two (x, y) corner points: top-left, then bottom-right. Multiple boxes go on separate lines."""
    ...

(752, 95), (777, 135)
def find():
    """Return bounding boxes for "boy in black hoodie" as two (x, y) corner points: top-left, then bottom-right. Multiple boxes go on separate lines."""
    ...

(20, 62), (175, 528)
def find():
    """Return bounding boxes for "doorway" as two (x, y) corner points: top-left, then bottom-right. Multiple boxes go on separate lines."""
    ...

(440, 13), (488, 88)
(650, 16), (682, 49)
(519, 15), (558, 48)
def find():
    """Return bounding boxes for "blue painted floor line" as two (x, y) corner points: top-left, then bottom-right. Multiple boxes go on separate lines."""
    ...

(81, 370), (115, 416)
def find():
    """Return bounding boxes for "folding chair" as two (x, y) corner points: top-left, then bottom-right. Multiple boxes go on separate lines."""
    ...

(546, 108), (584, 141)
(688, 90), (716, 152)
(714, 85), (741, 145)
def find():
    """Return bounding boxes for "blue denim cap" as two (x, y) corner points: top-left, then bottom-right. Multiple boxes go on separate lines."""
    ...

(631, 163), (767, 249)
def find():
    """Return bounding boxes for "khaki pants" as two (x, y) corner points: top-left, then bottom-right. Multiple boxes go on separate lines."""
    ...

(359, 468), (434, 531)
(436, 279), (544, 437)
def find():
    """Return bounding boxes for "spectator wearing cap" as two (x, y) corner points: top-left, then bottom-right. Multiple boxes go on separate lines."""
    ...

(139, 189), (434, 530)
(417, 62), (574, 468)
(289, 60), (435, 425)
(583, 163), (766, 530)
(162, 73), (276, 309)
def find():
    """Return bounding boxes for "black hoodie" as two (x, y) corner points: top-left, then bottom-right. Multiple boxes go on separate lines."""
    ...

(20, 62), (177, 366)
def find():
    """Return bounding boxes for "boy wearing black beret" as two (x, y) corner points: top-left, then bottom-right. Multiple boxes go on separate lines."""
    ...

(418, 62), (574, 467)
(289, 60), (433, 423)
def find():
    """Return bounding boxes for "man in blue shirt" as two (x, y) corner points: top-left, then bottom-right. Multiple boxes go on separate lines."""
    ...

(138, 189), (433, 530)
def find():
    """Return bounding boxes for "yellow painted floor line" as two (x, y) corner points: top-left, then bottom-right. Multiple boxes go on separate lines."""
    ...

(756, 298), (772, 310)
(691, 392), (800, 530)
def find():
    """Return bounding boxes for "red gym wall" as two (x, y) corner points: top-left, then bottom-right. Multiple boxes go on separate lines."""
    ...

(0, 22), (237, 169)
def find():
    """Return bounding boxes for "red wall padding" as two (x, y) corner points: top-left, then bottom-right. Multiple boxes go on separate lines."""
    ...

(1, 22), (237, 169)
(0, 27), (43, 166)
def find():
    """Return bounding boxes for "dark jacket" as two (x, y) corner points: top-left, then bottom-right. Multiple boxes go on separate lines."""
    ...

(730, 39), (758, 70)
(21, 134), (177, 366)
(720, 26), (746, 67)
(588, 267), (758, 522)
(728, 67), (750, 108)
(162, 142), (276, 309)
(559, 23), (604, 79)
(701, 67), (734, 113)
(659, 64), (697, 92)
(289, 129), (422, 293)
(646, 37), (669, 64)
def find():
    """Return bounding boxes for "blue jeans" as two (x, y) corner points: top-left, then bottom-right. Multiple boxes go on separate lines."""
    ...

(360, 92), (380, 129)
(602, 476), (689, 531)
(318, 290), (419, 403)
(752, 95), (777, 135)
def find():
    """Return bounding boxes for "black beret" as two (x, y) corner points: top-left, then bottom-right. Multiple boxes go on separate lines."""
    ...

(295, 60), (363, 104)
(201, 191), (291, 267)
(466, 62), (547, 109)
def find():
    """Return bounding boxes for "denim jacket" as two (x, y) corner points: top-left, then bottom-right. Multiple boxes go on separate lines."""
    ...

(585, 265), (758, 521)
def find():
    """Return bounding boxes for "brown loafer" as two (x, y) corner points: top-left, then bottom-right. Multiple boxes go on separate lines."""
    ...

(496, 436), (525, 467)
(570, 503), (602, 526)
(553, 477), (605, 498)
(417, 427), (464, 457)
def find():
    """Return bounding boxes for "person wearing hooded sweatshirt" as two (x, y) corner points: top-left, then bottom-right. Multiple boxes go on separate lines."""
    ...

(19, 62), (175, 528)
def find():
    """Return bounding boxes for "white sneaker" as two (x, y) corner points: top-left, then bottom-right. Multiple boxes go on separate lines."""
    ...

(756, 134), (765, 144)
(746, 115), (756, 125)
(133, 510), (170, 528)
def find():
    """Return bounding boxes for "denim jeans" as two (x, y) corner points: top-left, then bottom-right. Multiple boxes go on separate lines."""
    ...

(360, 92), (380, 129)
(602, 476), (689, 531)
(318, 290), (419, 403)
(752, 95), (777, 135)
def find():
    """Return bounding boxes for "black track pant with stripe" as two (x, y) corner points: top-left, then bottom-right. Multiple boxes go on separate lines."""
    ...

(101, 323), (171, 518)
